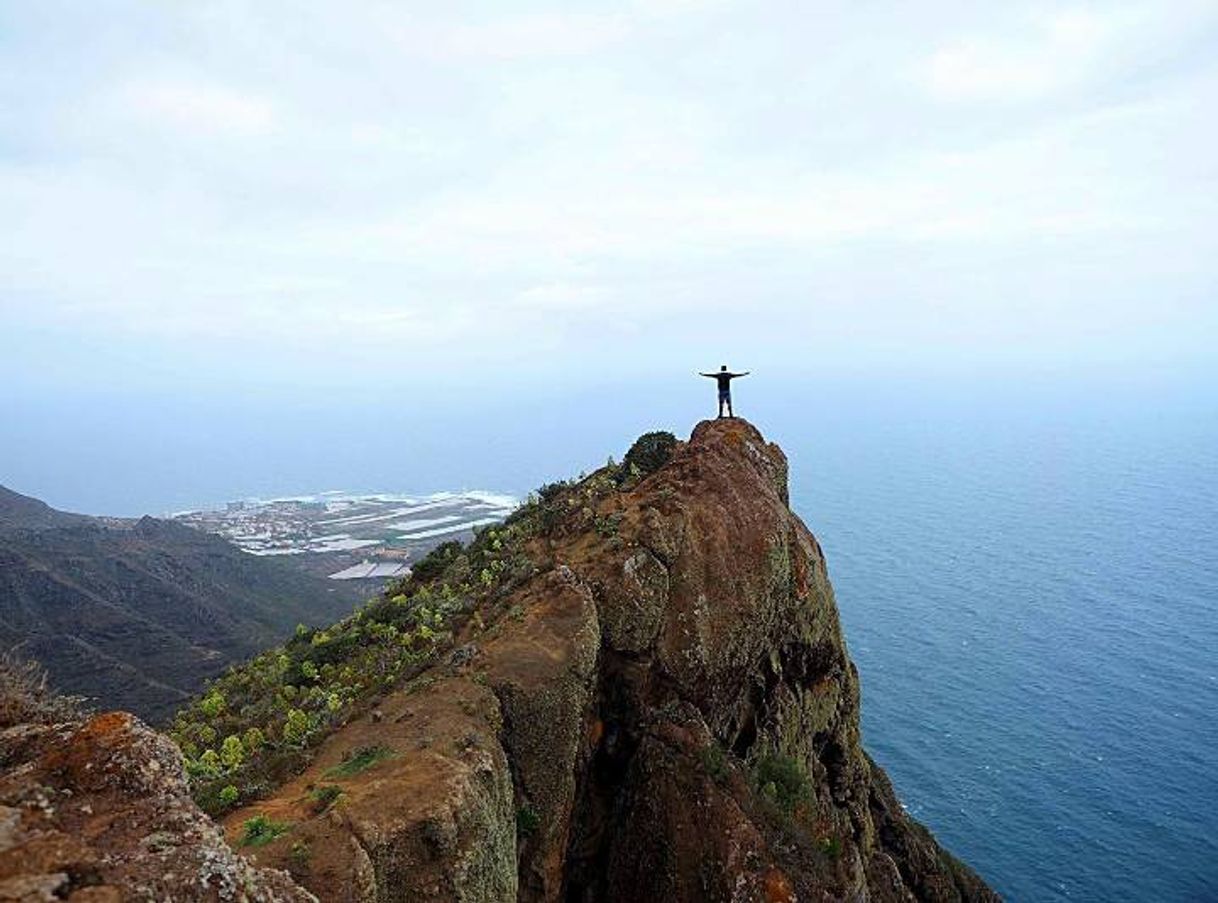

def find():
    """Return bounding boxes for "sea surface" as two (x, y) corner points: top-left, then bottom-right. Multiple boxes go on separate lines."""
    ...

(781, 387), (1218, 901)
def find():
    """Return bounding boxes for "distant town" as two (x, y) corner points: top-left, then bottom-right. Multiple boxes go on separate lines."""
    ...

(172, 491), (518, 582)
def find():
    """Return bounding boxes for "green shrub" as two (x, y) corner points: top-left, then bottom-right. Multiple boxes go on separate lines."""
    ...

(752, 752), (813, 817)
(700, 742), (730, 783)
(516, 804), (540, 836)
(410, 541), (464, 584)
(326, 745), (395, 779)
(283, 708), (312, 745)
(617, 431), (677, 484)
(200, 691), (226, 718)
(220, 735), (245, 769)
(308, 784), (344, 814)
(243, 726), (265, 752)
(240, 814), (290, 847)
(219, 784), (240, 807)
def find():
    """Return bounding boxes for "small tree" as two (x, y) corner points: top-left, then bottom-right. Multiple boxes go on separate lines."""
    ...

(220, 734), (245, 770)
(283, 708), (311, 745)
(200, 691), (226, 718)
(198, 748), (221, 776)
(243, 726), (266, 752)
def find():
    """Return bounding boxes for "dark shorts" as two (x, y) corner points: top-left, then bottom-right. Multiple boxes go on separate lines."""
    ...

(718, 390), (731, 401)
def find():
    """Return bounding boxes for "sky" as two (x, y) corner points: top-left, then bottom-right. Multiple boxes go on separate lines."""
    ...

(2, 1), (1217, 511)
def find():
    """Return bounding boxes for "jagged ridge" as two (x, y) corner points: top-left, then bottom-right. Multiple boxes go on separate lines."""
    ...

(189, 419), (998, 901)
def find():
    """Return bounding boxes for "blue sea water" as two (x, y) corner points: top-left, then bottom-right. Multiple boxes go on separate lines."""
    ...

(782, 387), (1218, 901)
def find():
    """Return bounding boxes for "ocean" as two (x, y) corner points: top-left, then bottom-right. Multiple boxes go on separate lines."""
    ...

(782, 385), (1218, 901)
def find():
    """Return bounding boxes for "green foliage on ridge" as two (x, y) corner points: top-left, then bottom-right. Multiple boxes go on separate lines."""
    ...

(170, 429), (680, 816)
(170, 515), (538, 815)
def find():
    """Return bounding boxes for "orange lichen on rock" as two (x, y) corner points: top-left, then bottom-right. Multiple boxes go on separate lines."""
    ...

(0, 707), (311, 901)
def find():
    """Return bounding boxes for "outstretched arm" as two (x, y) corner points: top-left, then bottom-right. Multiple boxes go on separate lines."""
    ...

(730, 371), (750, 378)
(698, 372), (717, 378)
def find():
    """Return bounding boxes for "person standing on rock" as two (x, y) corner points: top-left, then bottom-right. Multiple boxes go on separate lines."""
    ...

(700, 365), (749, 418)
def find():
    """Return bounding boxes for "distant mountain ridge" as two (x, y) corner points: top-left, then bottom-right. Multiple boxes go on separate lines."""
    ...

(0, 484), (362, 722)
(0, 484), (91, 531)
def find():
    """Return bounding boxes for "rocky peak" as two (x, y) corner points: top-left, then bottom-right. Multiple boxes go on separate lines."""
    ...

(213, 418), (998, 902)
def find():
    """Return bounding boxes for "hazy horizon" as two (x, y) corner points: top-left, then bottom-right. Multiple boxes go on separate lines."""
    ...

(3, 2), (1217, 509)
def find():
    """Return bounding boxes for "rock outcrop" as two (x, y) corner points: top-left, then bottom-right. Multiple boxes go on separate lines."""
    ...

(227, 419), (999, 902)
(0, 666), (312, 902)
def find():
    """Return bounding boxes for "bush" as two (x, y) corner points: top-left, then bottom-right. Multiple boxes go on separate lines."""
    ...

(410, 541), (464, 585)
(516, 804), (540, 836)
(753, 752), (813, 817)
(326, 745), (395, 779)
(618, 431), (677, 484)
(309, 784), (344, 814)
(283, 708), (312, 746)
(700, 742), (730, 783)
(0, 650), (82, 728)
(220, 735), (245, 769)
(240, 814), (290, 847)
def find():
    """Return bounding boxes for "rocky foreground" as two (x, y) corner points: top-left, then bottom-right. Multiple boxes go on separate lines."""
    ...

(0, 664), (311, 901)
(2, 419), (999, 901)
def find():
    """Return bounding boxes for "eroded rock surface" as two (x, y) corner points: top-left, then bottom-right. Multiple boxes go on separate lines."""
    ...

(230, 418), (998, 902)
(0, 708), (311, 902)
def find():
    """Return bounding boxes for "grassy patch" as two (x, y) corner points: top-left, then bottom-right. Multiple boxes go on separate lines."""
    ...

(240, 814), (291, 847)
(700, 742), (730, 784)
(325, 745), (395, 779)
(752, 752), (814, 818)
(308, 783), (344, 814)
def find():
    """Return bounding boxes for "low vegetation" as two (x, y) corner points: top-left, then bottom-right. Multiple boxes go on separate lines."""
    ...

(0, 650), (83, 728)
(239, 814), (291, 847)
(325, 745), (395, 779)
(752, 751), (814, 818)
(616, 430), (677, 485)
(307, 784), (344, 814)
(170, 430), (680, 815)
(171, 516), (537, 814)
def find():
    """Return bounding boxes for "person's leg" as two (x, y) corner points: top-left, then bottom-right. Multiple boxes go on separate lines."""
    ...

(727, 395), (734, 418)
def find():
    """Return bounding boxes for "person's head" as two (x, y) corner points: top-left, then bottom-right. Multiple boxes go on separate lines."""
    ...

(720, 364), (727, 371)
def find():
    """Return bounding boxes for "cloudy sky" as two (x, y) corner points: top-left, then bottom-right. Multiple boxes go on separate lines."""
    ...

(4, 1), (1216, 391)
(2, 2), (1217, 509)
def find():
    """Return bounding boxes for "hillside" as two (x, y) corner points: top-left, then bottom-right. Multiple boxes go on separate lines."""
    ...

(171, 420), (997, 901)
(0, 485), (362, 723)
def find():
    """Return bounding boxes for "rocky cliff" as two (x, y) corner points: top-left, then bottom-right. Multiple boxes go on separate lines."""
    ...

(0, 655), (312, 902)
(211, 419), (998, 902)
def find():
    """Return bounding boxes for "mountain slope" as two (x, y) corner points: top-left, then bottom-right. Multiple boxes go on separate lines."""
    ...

(183, 420), (996, 901)
(0, 486), (361, 722)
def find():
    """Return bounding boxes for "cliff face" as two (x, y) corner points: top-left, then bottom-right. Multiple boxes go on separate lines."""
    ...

(226, 419), (998, 902)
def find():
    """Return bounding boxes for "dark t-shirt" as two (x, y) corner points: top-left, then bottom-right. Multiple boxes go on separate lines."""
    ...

(715, 373), (734, 391)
